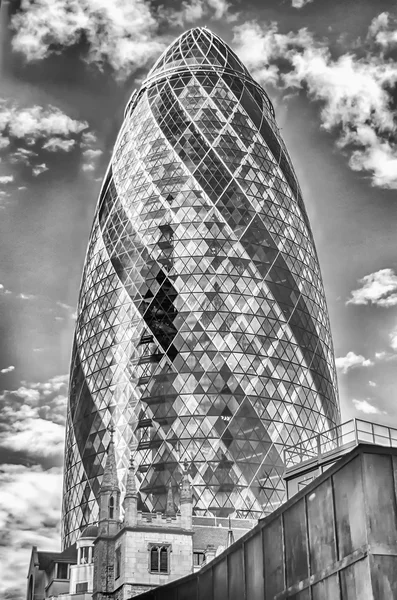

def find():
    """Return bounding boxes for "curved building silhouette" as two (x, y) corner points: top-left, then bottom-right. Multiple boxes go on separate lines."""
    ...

(62, 27), (340, 548)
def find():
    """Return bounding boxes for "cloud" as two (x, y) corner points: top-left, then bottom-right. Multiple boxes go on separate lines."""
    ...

(233, 18), (397, 189)
(9, 147), (37, 166)
(1, 417), (65, 458)
(335, 351), (373, 374)
(292, 0), (313, 8)
(18, 292), (36, 299)
(375, 351), (397, 362)
(347, 269), (397, 307)
(0, 464), (62, 600)
(352, 398), (383, 415)
(233, 21), (315, 86)
(1, 102), (87, 143)
(10, 0), (240, 80)
(82, 147), (102, 172)
(0, 366), (15, 374)
(11, 0), (166, 80)
(56, 301), (74, 311)
(32, 163), (48, 177)
(390, 327), (397, 351)
(369, 380), (377, 387)
(82, 148), (102, 159)
(368, 12), (397, 50)
(81, 131), (97, 147)
(167, 0), (237, 27)
(0, 376), (68, 597)
(0, 175), (14, 184)
(0, 101), (92, 175)
(43, 137), (76, 152)
(0, 137), (10, 150)
(0, 376), (68, 462)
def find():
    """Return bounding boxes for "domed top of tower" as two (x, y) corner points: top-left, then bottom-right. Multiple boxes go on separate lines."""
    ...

(80, 525), (98, 539)
(146, 27), (252, 83)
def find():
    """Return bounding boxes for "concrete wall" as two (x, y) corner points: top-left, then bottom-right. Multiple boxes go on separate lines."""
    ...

(132, 444), (397, 599)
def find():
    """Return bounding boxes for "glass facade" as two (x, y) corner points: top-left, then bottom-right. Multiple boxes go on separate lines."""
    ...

(62, 27), (340, 548)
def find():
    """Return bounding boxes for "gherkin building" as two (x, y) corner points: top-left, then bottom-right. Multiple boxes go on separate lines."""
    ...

(62, 27), (340, 548)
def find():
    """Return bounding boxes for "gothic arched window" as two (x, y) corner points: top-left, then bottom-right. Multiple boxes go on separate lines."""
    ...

(150, 546), (159, 572)
(109, 495), (114, 519)
(160, 547), (168, 573)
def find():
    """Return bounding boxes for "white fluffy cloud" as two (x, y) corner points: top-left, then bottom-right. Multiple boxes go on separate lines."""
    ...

(82, 147), (103, 173)
(0, 101), (92, 175)
(233, 18), (397, 189)
(368, 12), (397, 50)
(11, 0), (166, 80)
(32, 163), (48, 177)
(82, 148), (102, 159)
(347, 269), (397, 307)
(335, 351), (373, 374)
(43, 137), (76, 152)
(11, 0), (236, 80)
(0, 376), (68, 461)
(292, 0), (314, 8)
(352, 398), (383, 415)
(233, 21), (315, 86)
(0, 377), (68, 598)
(0, 464), (62, 600)
(0, 175), (14, 184)
(1, 103), (87, 144)
(0, 366), (15, 374)
(168, 0), (237, 27)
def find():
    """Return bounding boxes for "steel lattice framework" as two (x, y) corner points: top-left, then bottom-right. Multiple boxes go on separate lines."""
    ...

(62, 27), (340, 548)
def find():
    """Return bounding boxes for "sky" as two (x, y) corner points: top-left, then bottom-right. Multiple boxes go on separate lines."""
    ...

(1, 0), (397, 597)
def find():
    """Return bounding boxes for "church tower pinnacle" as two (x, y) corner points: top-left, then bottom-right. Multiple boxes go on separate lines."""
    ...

(98, 426), (120, 535)
(123, 457), (138, 527)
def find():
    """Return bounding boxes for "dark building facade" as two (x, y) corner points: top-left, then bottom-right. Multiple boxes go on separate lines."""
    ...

(62, 27), (340, 548)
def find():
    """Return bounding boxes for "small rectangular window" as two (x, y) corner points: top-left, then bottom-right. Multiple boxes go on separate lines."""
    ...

(115, 547), (121, 579)
(193, 552), (205, 567)
(76, 582), (88, 593)
(57, 563), (69, 579)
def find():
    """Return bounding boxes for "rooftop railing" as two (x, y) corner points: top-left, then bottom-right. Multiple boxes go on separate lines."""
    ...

(284, 418), (397, 468)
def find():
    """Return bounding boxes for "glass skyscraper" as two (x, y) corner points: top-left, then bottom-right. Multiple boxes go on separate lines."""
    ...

(62, 27), (340, 548)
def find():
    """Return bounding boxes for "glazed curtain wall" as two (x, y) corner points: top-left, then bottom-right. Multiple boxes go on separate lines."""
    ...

(62, 28), (339, 548)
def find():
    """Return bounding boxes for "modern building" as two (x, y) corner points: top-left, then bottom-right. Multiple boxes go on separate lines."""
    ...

(62, 26), (340, 549)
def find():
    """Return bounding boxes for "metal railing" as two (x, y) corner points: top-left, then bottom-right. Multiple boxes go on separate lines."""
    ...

(284, 418), (397, 468)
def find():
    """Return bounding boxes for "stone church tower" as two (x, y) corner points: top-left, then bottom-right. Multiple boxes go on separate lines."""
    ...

(93, 439), (194, 600)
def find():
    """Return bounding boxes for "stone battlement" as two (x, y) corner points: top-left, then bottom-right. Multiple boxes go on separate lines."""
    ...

(135, 511), (183, 528)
